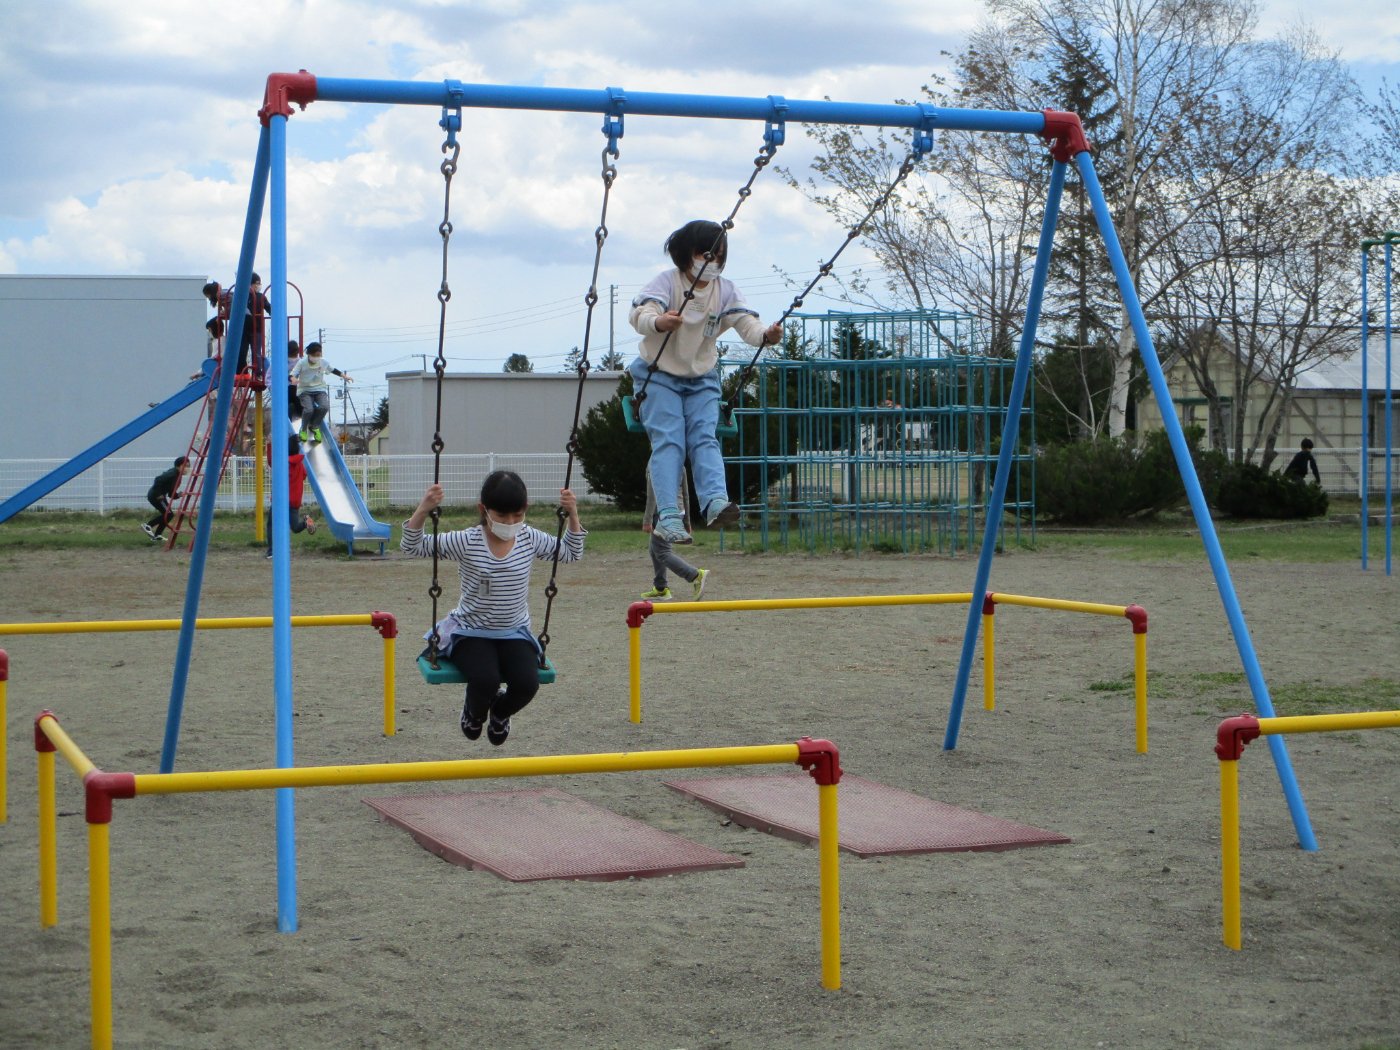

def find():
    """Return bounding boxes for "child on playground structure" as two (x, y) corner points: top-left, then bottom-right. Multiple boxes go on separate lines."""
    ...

(264, 434), (317, 558)
(640, 466), (708, 601)
(628, 219), (782, 545)
(401, 471), (585, 746)
(142, 456), (188, 541)
(291, 341), (351, 444)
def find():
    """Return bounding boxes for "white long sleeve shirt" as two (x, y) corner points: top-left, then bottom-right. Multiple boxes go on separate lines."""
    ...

(628, 269), (768, 378)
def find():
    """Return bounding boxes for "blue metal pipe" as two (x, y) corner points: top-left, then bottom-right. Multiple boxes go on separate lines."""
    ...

(160, 127), (271, 774)
(943, 160), (1066, 751)
(1076, 153), (1316, 851)
(1385, 237), (1395, 576)
(313, 76), (1045, 135)
(269, 113), (300, 934)
(1361, 247), (1371, 570)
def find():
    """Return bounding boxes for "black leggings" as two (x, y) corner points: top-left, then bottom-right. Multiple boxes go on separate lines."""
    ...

(145, 494), (172, 534)
(447, 636), (541, 723)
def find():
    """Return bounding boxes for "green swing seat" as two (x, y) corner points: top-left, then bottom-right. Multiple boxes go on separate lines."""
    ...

(622, 394), (738, 439)
(416, 652), (556, 686)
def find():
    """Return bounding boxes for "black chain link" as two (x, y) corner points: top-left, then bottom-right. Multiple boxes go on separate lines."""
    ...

(532, 140), (618, 665)
(423, 124), (460, 671)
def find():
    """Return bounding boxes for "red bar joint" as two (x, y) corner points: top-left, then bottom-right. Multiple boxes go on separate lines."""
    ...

(370, 611), (398, 639)
(795, 737), (843, 786)
(1124, 604), (1147, 634)
(34, 710), (57, 753)
(1215, 715), (1262, 762)
(626, 601), (655, 629)
(1040, 110), (1091, 162)
(0, 648), (8, 681)
(982, 592), (997, 616)
(83, 771), (137, 826)
(259, 70), (318, 125)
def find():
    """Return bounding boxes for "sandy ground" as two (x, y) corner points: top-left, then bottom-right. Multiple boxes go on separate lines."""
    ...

(1, 538), (1398, 1050)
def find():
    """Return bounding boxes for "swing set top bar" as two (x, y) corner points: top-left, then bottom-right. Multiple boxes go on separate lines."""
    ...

(260, 71), (1089, 156)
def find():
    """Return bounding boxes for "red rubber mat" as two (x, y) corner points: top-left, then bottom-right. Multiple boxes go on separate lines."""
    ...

(364, 788), (745, 882)
(665, 773), (1070, 857)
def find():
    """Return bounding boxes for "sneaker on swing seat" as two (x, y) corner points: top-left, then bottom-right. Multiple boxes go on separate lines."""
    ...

(460, 697), (484, 740)
(691, 568), (709, 600)
(653, 512), (692, 545)
(704, 499), (740, 528)
(641, 586), (672, 600)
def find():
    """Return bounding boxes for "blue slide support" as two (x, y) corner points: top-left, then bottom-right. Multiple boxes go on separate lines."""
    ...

(0, 359), (214, 524)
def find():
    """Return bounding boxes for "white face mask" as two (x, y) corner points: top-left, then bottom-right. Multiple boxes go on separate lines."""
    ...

(486, 514), (519, 541)
(688, 259), (720, 281)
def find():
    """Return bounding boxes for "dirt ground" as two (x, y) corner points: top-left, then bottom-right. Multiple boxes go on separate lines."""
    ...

(1, 538), (1398, 1049)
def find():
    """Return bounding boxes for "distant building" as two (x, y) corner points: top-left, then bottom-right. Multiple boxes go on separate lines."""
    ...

(0, 274), (209, 460)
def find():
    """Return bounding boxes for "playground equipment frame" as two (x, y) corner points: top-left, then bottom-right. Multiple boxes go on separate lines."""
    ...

(34, 709), (843, 1050)
(1215, 710), (1400, 950)
(0, 612), (398, 825)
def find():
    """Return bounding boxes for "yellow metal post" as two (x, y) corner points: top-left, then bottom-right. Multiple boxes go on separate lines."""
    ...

(38, 749), (57, 927)
(1220, 758), (1242, 950)
(88, 822), (114, 1050)
(817, 781), (842, 990)
(0, 668), (7, 824)
(1134, 632), (1148, 753)
(629, 626), (643, 723)
(982, 611), (995, 711)
(382, 634), (396, 736)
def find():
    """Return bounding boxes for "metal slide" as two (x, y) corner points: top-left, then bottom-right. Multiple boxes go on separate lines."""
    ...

(0, 361), (215, 524)
(291, 416), (391, 554)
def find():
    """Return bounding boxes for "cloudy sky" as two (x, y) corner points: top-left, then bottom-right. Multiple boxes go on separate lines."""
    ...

(3, 0), (1397, 422)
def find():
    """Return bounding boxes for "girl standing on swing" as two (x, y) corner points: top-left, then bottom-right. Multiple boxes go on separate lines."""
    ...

(628, 219), (782, 544)
(401, 470), (585, 745)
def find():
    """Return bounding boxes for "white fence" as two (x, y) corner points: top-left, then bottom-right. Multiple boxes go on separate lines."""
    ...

(0, 454), (604, 515)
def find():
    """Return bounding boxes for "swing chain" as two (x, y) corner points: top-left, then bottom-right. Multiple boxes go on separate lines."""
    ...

(532, 119), (620, 666)
(424, 110), (461, 671)
(634, 125), (784, 405)
(725, 149), (922, 410)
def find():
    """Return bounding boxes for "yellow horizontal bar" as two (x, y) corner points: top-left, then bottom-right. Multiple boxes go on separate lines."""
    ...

(37, 715), (97, 779)
(652, 594), (975, 614)
(0, 615), (375, 636)
(989, 593), (1127, 617)
(1258, 710), (1400, 737)
(134, 744), (803, 796)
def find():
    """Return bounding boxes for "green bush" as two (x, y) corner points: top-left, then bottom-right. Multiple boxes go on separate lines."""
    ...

(574, 373), (650, 511)
(1033, 429), (1190, 524)
(1213, 463), (1329, 519)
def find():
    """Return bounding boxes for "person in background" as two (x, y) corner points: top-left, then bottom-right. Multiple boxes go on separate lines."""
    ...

(265, 434), (317, 558)
(640, 465), (708, 601)
(291, 341), (352, 443)
(1284, 438), (1321, 484)
(142, 456), (188, 541)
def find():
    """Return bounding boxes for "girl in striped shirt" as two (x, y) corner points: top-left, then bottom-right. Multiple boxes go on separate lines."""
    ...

(402, 470), (585, 745)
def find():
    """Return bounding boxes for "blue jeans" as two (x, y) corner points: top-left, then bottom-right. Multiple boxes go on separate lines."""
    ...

(629, 357), (727, 515)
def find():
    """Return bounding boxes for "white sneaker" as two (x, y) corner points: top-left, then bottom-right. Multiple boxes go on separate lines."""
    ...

(141, 523), (157, 540)
(691, 568), (709, 600)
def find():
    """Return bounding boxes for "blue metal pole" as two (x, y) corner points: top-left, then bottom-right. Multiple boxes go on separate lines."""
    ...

(311, 76), (1045, 136)
(943, 160), (1066, 750)
(1076, 152), (1316, 850)
(1384, 236), (1396, 577)
(268, 112), (299, 934)
(1361, 245), (1371, 571)
(159, 126), (270, 774)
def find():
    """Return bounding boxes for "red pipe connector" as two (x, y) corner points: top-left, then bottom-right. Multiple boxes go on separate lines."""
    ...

(34, 710), (57, 753)
(1215, 714), (1262, 762)
(260, 70), (318, 125)
(1040, 110), (1091, 162)
(626, 601), (655, 629)
(0, 648), (8, 681)
(1124, 605), (1148, 634)
(982, 592), (997, 616)
(83, 771), (137, 825)
(795, 737), (843, 786)
(370, 611), (398, 639)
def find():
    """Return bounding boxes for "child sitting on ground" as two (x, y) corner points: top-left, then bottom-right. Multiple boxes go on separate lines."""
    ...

(400, 471), (585, 746)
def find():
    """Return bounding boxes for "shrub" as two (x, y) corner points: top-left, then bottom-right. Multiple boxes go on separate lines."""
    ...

(1032, 429), (1190, 524)
(1213, 463), (1329, 519)
(574, 373), (650, 511)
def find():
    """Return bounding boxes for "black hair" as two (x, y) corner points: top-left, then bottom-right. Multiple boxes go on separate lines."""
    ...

(202, 281), (221, 306)
(479, 470), (528, 518)
(288, 435), (301, 455)
(174, 456), (188, 468)
(305, 341), (322, 355)
(664, 220), (728, 272)
(287, 340), (300, 355)
(251, 272), (262, 285)
(1301, 438), (1314, 450)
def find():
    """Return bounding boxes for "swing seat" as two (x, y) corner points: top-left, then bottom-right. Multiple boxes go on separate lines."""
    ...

(622, 395), (738, 439)
(416, 652), (556, 685)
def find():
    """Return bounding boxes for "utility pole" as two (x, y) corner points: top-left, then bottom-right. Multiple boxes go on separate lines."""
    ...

(609, 284), (616, 364)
